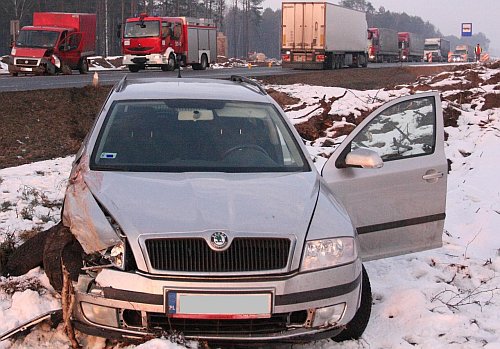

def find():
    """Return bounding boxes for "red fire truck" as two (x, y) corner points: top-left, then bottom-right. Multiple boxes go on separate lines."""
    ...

(122, 14), (217, 72)
(9, 12), (96, 76)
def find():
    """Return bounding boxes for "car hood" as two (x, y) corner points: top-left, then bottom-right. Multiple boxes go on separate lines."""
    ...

(13, 47), (48, 58)
(84, 171), (319, 240)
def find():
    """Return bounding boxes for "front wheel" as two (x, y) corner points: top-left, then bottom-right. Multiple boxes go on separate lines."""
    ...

(161, 54), (176, 71)
(128, 64), (140, 73)
(78, 58), (89, 74)
(332, 265), (372, 341)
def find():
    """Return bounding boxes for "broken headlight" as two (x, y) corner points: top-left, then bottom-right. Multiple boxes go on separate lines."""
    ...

(84, 240), (126, 271)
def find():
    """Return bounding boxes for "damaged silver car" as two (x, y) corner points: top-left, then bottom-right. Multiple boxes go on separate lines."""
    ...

(51, 77), (447, 343)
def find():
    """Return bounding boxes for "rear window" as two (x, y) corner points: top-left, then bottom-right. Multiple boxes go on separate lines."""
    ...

(90, 99), (310, 173)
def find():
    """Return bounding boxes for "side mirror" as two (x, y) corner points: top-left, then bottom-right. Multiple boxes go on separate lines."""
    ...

(345, 148), (383, 169)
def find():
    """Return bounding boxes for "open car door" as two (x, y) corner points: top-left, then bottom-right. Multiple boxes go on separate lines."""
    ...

(322, 92), (447, 260)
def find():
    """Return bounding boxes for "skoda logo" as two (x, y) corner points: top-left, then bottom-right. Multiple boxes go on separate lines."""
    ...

(24, 60), (29, 64)
(210, 232), (228, 249)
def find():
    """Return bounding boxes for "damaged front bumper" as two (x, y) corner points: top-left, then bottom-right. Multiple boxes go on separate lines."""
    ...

(9, 56), (57, 75)
(72, 261), (362, 342)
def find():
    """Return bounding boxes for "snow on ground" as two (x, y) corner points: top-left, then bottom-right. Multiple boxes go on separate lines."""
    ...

(0, 63), (499, 348)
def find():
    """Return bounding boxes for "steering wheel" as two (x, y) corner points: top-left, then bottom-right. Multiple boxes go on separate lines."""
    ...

(221, 144), (270, 159)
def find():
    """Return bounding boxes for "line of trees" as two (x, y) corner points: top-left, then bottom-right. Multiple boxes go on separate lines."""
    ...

(0, 0), (490, 59)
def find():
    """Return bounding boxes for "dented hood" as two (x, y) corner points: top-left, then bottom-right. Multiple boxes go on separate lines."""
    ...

(83, 171), (319, 240)
(12, 47), (49, 58)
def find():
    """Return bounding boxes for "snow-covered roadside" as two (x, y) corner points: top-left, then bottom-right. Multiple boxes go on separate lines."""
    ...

(0, 63), (499, 348)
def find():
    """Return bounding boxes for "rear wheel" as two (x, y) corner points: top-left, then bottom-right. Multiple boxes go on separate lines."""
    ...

(128, 64), (140, 73)
(200, 54), (208, 70)
(333, 265), (372, 341)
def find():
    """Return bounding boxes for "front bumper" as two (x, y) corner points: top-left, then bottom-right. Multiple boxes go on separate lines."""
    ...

(123, 53), (167, 66)
(72, 261), (362, 342)
(9, 56), (55, 75)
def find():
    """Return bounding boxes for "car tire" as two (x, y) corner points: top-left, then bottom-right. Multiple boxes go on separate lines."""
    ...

(333, 265), (372, 341)
(78, 58), (89, 74)
(42, 224), (83, 292)
(128, 65), (140, 73)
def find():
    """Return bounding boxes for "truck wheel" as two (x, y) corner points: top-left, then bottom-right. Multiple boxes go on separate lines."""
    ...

(78, 58), (89, 74)
(10, 72), (18, 77)
(333, 265), (372, 341)
(200, 54), (208, 70)
(43, 224), (83, 292)
(161, 54), (176, 71)
(192, 55), (208, 70)
(128, 65), (140, 73)
(61, 64), (72, 75)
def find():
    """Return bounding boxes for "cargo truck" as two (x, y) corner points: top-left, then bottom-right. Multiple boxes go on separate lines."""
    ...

(451, 44), (474, 62)
(122, 14), (216, 72)
(423, 38), (451, 62)
(367, 27), (399, 63)
(398, 32), (424, 62)
(9, 12), (96, 76)
(281, 2), (368, 69)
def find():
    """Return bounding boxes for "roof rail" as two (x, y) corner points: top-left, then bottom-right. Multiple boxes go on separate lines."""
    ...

(230, 75), (267, 95)
(115, 75), (128, 92)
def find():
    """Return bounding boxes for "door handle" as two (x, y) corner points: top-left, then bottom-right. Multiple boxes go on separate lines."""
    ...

(422, 171), (444, 181)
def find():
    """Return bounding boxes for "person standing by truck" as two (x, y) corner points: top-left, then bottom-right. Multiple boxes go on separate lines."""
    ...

(475, 44), (482, 62)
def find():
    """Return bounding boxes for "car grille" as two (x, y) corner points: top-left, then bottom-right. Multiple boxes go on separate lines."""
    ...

(128, 47), (154, 52)
(147, 311), (307, 336)
(14, 58), (39, 67)
(145, 237), (291, 273)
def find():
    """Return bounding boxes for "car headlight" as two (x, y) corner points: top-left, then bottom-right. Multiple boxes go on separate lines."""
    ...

(84, 240), (126, 271)
(301, 237), (357, 271)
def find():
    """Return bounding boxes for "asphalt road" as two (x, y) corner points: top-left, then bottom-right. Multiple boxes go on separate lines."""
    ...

(0, 61), (440, 92)
(0, 66), (294, 92)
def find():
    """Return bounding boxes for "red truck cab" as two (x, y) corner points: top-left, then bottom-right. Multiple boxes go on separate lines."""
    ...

(122, 14), (216, 72)
(9, 12), (96, 76)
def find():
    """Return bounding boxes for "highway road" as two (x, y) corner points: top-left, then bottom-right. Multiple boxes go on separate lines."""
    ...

(0, 66), (294, 92)
(0, 61), (443, 92)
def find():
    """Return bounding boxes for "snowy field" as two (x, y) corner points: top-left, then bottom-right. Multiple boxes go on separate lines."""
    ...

(0, 63), (499, 348)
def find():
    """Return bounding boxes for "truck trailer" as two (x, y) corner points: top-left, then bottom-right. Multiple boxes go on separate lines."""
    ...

(423, 38), (451, 62)
(9, 12), (96, 76)
(281, 2), (368, 69)
(122, 14), (217, 72)
(367, 27), (399, 63)
(398, 32), (424, 62)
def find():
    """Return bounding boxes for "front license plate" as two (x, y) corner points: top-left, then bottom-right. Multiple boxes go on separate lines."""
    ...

(21, 67), (33, 72)
(167, 292), (272, 319)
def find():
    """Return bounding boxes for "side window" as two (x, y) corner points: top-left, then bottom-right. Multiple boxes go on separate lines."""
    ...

(162, 22), (171, 38)
(351, 96), (436, 161)
(172, 23), (182, 40)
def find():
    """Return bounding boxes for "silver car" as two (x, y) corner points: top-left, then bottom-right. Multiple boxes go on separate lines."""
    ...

(57, 76), (447, 343)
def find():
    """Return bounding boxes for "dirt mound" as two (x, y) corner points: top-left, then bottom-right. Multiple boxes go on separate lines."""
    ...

(481, 93), (500, 111)
(266, 88), (300, 109)
(0, 86), (111, 169)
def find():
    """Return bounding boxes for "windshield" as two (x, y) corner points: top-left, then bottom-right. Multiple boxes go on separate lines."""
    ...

(124, 20), (160, 38)
(424, 44), (439, 50)
(90, 100), (310, 173)
(16, 30), (59, 48)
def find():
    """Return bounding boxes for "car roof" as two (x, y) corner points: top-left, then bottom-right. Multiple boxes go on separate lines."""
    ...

(111, 77), (272, 104)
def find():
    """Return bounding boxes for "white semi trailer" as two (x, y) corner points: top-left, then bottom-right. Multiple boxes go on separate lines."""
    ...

(281, 2), (368, 69)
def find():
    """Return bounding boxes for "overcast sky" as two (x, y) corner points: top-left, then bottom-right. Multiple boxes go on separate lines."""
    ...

(263, 0), (500, 55)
